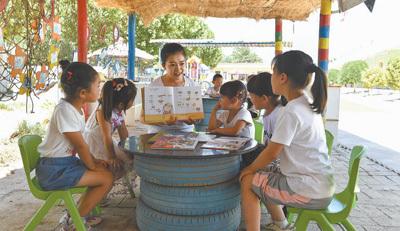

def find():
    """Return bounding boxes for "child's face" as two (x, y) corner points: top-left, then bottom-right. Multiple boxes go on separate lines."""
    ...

(163, 52), (186, 80)
(219, 95), (239, 110)
(271, 66), (285, 95)
(249, 93), (268, 110)
(213, 78), (223, 88)
(83, 75), (101, 103)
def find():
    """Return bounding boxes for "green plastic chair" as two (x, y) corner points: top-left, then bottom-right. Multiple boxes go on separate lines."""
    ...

(287, 145), (366, 231)
(253, 119), (264, 144)
(325, 129), (334, 156)
(18, 135), (100, 231)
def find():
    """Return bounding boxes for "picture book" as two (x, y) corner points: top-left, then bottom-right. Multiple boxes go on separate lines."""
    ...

(142, 86), (204, 123)
(150, 134), (199, 150)
(201, 136), (251, 151)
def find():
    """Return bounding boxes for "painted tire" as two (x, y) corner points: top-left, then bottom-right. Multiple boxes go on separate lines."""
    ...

(140, 179), (240, 216)
(137, 199), (241, 231)
(134, 155), (240, 186)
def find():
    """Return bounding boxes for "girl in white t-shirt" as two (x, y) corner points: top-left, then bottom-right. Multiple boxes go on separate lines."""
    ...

(85, 78), (137, 178)
(208, 80), (254, 138)
(36, 62), (113, 230)
(240, 51), (335, 231)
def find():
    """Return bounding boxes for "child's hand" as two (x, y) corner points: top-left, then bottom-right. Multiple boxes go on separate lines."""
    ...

(239, 166), (255, 182)
(94, 159), (109, 171)
(164, 116), (177, 125)
(213, 101), (221, 111)
(181, 117), (200, 125)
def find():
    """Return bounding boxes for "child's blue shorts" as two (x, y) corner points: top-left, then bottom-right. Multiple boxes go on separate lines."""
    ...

(36, 156), (87, 191)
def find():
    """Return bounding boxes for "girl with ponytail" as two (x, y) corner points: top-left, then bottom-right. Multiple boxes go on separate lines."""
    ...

(240, 51), (335, 231)
(85, 78), (137, 178)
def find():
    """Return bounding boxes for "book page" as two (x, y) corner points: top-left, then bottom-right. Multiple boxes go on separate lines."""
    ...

(144, 87), (174, 121)
(173, 86), (203, 115)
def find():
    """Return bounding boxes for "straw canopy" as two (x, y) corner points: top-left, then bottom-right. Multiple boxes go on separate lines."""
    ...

(94, 0), (322, 25)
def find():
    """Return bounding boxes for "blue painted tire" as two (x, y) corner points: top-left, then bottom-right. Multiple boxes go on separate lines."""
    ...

(134, 155), (240, 186)
(137, 199), (241, 231)
(140, 179), (240, 216)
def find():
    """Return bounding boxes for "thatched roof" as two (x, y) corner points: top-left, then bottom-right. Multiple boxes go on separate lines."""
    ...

(94, 0), (321, 25)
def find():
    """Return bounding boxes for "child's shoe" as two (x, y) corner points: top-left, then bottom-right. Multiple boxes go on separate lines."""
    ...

(263, 223), (295, 231)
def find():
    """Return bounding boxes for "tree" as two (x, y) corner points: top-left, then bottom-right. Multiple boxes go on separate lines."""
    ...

(340, 60), (369, 86)
(386, 57), (400, 90)
(222, 47), (263, 63)
(328, 69), (341, 85)
(361, 67), (387, 89)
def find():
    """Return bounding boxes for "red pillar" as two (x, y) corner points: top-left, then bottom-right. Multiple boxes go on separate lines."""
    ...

(77, 0), (89, 119)
(77, 0), (88, 62)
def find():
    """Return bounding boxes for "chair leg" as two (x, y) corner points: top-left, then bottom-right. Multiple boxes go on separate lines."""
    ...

(341, 218), (356, 231)
(63, 192), (86, 231)
(287, 211), (296, 224)
(123, 174), (136, 199)
(312, 214), (335, 231)
(24, 194), (58, 231)
(294, 211), (310, 231)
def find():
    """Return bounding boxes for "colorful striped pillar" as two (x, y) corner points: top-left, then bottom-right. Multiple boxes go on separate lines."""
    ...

(318, 0), (331, 73)
(275, 18), (283, 56)
(128, 14), (136, 81)
(77, 0), (88, 62)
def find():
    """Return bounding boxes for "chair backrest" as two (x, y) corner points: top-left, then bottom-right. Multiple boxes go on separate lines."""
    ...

(325, 129), (334, 156)
(18, 135), (46, 198)
(253, 119), (264, 144)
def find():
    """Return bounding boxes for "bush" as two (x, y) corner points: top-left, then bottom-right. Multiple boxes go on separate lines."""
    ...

(13, 120), (46, 138)
(0, 103), (12, 111)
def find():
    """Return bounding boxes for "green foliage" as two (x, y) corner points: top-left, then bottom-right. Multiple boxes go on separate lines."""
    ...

(15, 120), (46, 138)
(328, 69), (341, 85)
(222, 47), (263, 63)
(361, 67), (387, 89)
(386, 57), (400, 90)
(0, 103), (12, 111)
(340, 60), (369, 86)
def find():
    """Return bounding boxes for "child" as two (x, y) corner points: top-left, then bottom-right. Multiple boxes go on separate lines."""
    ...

(206, 73), (223, 97)
(36, 62), (113, 230)
(247, 72), (286, 145)
(84, 78), (137, 179)
(208, 80), (255, 138)
(240, 50), (335, 231)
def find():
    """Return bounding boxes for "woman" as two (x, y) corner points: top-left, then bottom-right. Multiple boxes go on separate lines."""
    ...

(142, 43), (197, 132)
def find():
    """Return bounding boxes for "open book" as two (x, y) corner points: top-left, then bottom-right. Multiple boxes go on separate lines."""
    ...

(150, 133), (199, 150)
(142, 86), (204, 123)
(201, 136), (251, 151)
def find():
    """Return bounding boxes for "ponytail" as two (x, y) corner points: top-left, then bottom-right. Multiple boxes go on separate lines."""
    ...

(310, 65), (328, 114)
(100, 81), (114, 121)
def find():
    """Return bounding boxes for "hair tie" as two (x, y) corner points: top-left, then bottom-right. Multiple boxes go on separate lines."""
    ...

(306, 64), (318, 73)
(113, 79), (128, 91)
(66, 71), (73, 80)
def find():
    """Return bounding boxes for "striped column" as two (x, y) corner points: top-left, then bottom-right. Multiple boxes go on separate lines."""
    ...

(275, 18), (282, 56)
(318, 0), (331, 73)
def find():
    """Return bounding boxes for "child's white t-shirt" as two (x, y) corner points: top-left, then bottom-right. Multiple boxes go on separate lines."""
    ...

(206, 86), (219, 97)
(217, 107), (255, 138)
(38, 99), (85, 158)
(263, 104), (282, 145)
(271, 95), (335, 199)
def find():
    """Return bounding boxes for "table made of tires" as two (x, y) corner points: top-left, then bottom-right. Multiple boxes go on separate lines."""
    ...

(123, 134), (258, 231)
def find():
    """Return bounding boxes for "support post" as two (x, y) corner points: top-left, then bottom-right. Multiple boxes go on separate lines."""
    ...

(77, 0), (88, 62)
(318, 0), (331, 73)
(128, 14), (136, 81)
(275, 18), (283, 56)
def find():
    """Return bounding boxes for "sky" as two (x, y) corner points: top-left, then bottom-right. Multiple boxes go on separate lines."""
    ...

(203, 0), (400, 68)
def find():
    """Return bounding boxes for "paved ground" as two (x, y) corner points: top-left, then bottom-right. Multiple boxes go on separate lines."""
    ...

(1, 139), (399, 231)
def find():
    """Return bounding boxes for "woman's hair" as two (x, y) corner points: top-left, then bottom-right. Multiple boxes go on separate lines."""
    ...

(220, 80), (247, 105)
(61, 62), (98, 100)
(247, 72), (286, 106)
(212, 73), (223, 82)
(59, 60), (70, 72)
(100, 78), (137, 122)
(272, 50), (327, 114)
(160, 43), (186, 65)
